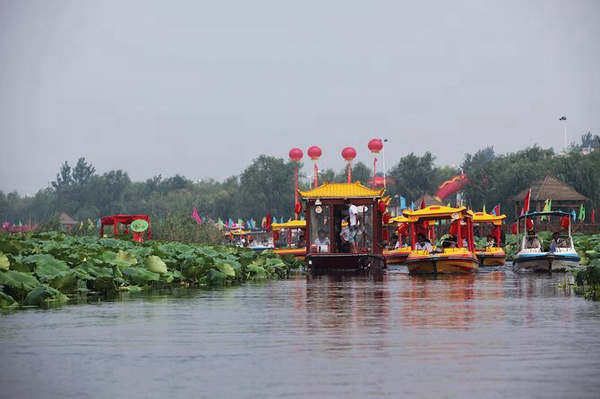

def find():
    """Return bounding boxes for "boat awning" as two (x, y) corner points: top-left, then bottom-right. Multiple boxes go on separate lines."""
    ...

(387, 215), (409, 225)
(299, 182), (385, 200)
(471, 211), (506, 226)
(403, 205), (470, 222)
(272, 220), (306, 231)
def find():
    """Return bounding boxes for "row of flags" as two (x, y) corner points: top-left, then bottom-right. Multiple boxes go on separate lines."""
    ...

(191, 207), (296, 231)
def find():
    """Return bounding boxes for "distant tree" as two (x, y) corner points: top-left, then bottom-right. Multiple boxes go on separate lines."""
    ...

(72, 158), (96, 184)
(51, 161), (73, 190)
(386, 152), (438, 203)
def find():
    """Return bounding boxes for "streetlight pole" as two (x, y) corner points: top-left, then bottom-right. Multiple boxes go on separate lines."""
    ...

(381, 138), (388, 189)
(560, 116), (567, 152)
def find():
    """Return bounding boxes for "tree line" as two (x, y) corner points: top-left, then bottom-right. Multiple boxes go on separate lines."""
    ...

(1, 133), (599, 225)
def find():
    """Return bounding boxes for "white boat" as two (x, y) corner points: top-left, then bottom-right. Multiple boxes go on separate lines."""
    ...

(513, 211), (580, 272)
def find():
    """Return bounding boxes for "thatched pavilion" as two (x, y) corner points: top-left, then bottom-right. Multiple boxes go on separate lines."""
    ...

(511, 174), (587, 216)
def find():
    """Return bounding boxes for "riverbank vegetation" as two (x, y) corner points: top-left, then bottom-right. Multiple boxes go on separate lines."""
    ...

(2, 134), (599, 225)
(0, 232), (294, 308)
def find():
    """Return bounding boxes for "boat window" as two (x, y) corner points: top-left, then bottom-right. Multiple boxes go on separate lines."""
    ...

(309, 205), (330, 253)
(357, 204), (374, 252)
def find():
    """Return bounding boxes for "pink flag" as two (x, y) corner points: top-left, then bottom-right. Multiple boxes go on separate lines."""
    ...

(191, 207), (202, 225)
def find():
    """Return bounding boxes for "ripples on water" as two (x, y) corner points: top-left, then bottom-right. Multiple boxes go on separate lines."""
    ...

(1, 266), (600, 399)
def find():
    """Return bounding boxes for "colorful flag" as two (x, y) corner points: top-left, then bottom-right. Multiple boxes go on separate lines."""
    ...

(492, 204), (501, 216)
(523, 188), (531, 214)
(272, 216), (278, 224)
(420, 199), (426, 209)
(217, 218), (224, 230)
(483, 204), (487, 214)
(261, 217), (267, 228)
(410, 202), (415, 210)
(579, 204), (586, 221)
(400, 196), (407, 210)
(191, 207), (202, 225)
(541, 200), (549, 221)
(572, 209), (577, 221)
(238, 218), (244, 228)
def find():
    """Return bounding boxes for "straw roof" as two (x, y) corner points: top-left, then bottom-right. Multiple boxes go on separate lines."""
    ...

(415, 192), (443, 208)
(511, 174), (587, 202)
(59, 212), (78, 225)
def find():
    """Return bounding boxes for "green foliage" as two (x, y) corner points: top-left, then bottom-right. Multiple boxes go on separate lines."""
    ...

(0, 233), (292, 308)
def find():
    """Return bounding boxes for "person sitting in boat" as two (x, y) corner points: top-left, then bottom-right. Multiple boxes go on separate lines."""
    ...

(315, 229), (330, 252)
(525, 230), (541, 249)
(415, 233), (433, 252)
(296, 234), (306, 248)
(440, 234), (457, 249)
(550, 232), (565, 252)
(486, 235), (496, 248)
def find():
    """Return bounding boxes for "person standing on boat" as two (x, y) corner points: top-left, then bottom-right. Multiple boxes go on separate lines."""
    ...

(339, 217), (351, 253)
(345, 199), (359, 253)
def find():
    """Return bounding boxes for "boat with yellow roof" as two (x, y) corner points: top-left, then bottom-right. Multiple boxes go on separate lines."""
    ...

(383, 215), (411, 264)
(471, 211), (507, 266)
(298, 181), (387, 271)
(403, 205), (479, 274)
(272, 219), (307, 260)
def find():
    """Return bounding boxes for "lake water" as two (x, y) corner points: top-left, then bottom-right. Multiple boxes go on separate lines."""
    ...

(1, 267), (600, 399)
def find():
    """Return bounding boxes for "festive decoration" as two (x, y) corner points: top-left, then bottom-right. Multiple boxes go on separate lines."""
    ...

(342, 147), (356, 183)
(289, 148), (303, 219)
(294, 202), (302, 214)
(368, 138), (383, 154)
(307, 146), (322, 188)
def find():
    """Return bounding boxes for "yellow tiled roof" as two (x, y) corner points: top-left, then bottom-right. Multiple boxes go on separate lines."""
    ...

(403, 205), (470, 222)
(388, 215), (409, 225)
(471, 211), (506, 225)
(298, 182), (385, 199)
(272, 220), (306, 231)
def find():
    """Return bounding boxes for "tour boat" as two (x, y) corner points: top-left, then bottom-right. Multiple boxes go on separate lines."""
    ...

(272, 219), (307, 260)
(403, 206), (479, 274)
(299, 182), (387, 271)
(383, 215), (411, 264)
(513, 211), (580, 272)
(472, 211), (507, 266)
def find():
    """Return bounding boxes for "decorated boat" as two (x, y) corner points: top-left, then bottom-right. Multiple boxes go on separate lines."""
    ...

(299, 182), (387, 271)
(272, 219), (307, 259)
(513, 211), (580, 272)
(403, 205), (479, 274)
(472, 211), (507, 266)
(383, 215), (411, 264)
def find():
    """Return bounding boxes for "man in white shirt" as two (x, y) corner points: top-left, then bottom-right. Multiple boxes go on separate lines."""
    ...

(344, 199), (359, 253)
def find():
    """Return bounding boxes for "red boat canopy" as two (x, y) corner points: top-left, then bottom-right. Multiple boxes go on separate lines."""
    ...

(100, 214), (151, 241)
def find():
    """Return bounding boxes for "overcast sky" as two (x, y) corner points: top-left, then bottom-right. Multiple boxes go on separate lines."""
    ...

(1, 0), (599, 195)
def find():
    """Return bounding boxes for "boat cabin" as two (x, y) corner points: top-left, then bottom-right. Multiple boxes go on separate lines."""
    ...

(298, 182), (387, 271)
(403, 206), (475, 251)
(472, 211), (506, 247)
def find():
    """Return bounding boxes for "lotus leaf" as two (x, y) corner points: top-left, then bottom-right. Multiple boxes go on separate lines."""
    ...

(208, 269), (227, 286)
(33, 255), (70, 282)
(247, 263), (267, 279)
(0, 253), (9, 271)
(75, 262), (114, 280)
(116, 250), (138, 265)
(215, 262), (236, 278)
(0, 270), (40, 293)
(0, 290), (16, 307)
(145, 255), (168, 274)
(49, 272), (78, 293)
(24, 286), (69, 306)
(122, 267), (160, 286)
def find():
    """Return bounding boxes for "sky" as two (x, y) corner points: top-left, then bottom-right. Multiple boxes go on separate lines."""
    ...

(1, 0), (599, 195)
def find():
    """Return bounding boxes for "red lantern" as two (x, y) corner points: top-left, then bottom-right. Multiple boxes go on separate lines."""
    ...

(368, 138), (384, 154)
(289, 148), (303, 162)
(383, 213), (391, 224)
(378, 200), (386, 213)
(526, 218), (533, 230)
(561, 216), (570, 228)
(294, 202), (302, 214)
(341, 147), (356, 162)
(307, 146), (322, 161)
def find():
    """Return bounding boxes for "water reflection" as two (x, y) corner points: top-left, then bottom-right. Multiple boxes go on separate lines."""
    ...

(2, 270), (600, 399)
